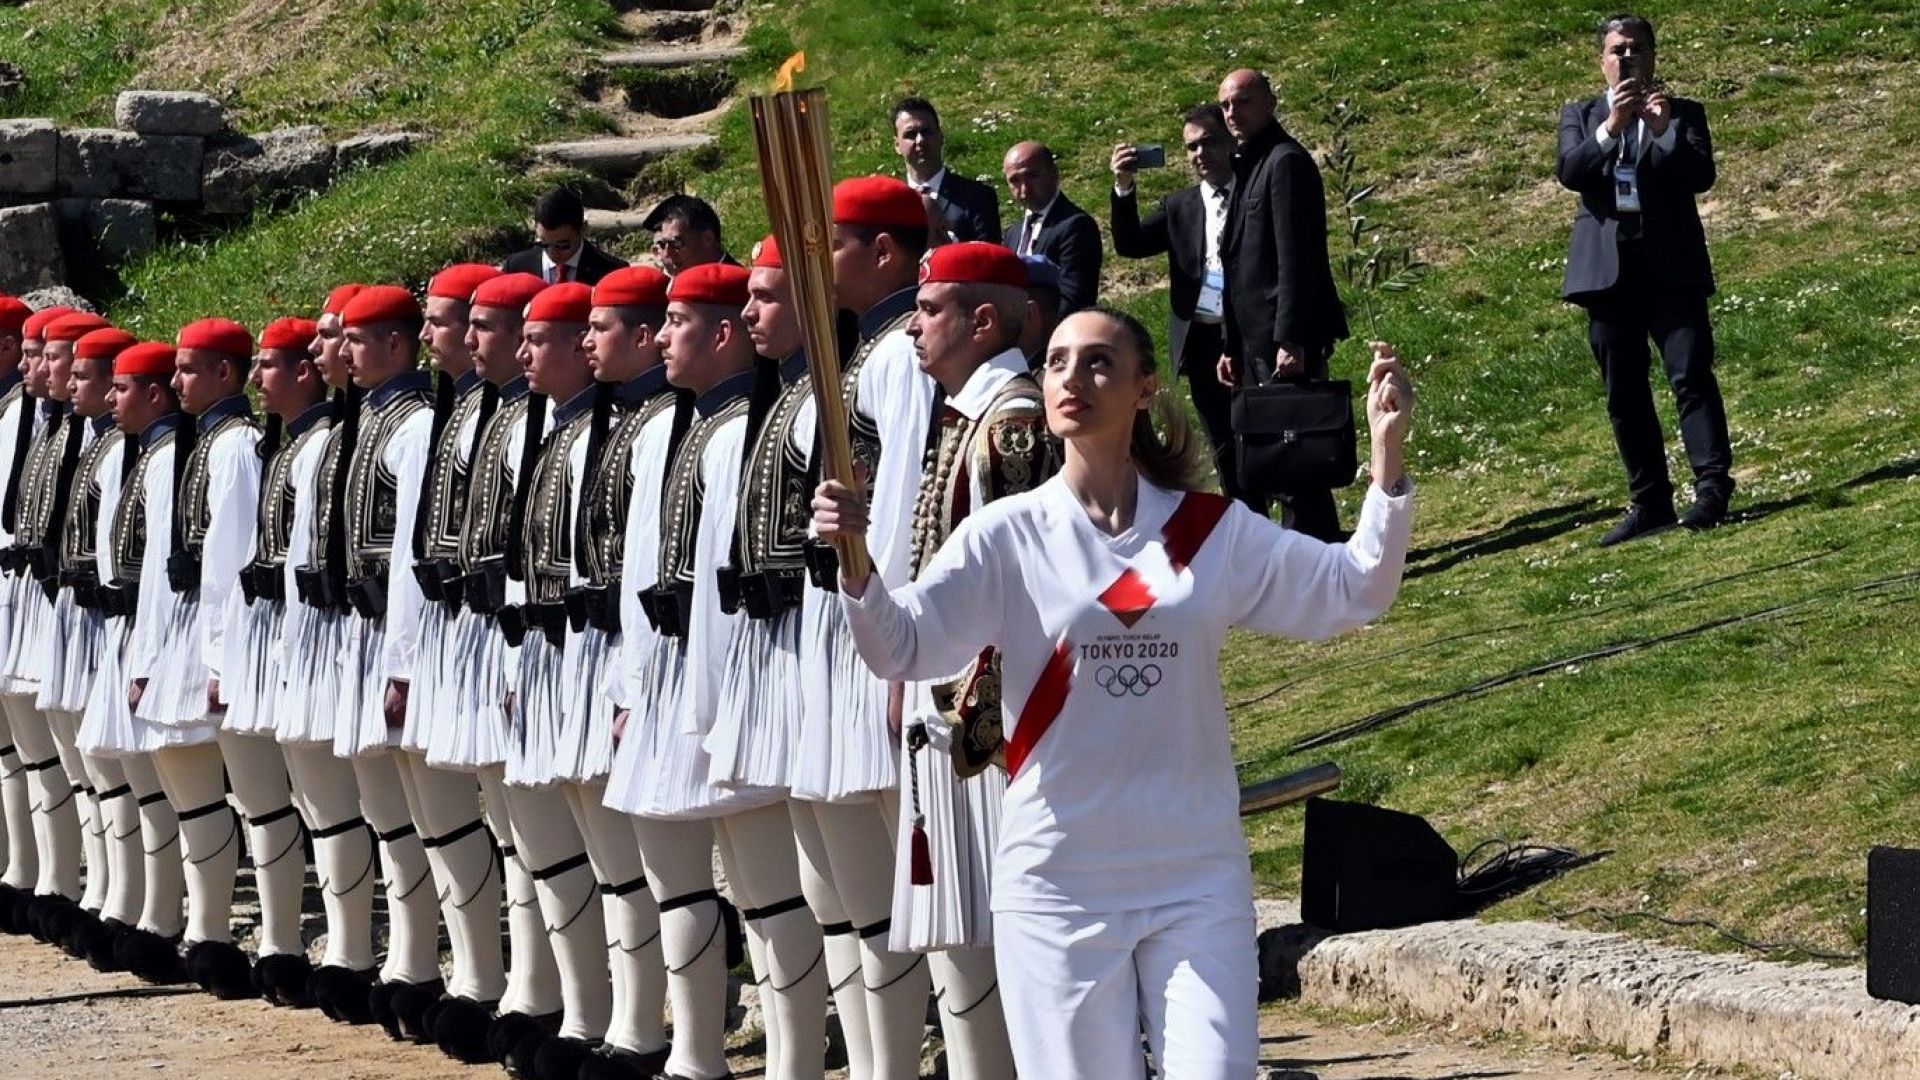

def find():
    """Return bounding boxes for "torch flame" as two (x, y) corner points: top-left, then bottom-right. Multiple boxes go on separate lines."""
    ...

(772, 51), (806, 93)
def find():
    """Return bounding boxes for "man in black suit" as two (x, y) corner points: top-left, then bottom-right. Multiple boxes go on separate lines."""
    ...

(500, 186), (629, 285)
(894, 97), (1002, 244)
(1558, 13), (1733, 545)
(1217, 69), (1348, 538)
(640, 193), (736, 276)
(1110, 104), (1258, 509)
(1002, 141), (1102, 313)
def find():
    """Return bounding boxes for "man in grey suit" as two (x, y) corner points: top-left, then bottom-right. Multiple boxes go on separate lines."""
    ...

(894, 97), (1002, 243)
(1003, 141), (1102, 314)
(1558, 13), (1733, 545)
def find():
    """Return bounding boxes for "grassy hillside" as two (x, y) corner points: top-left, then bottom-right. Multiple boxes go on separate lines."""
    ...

(6, 0), (1918, 959)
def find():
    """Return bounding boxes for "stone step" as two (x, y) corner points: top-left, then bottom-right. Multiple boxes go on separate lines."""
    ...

(619, 9), (710, 43)
(598, 44), (746, 70)
(534, 134), (712, 179)
(584, 208), (655, 238)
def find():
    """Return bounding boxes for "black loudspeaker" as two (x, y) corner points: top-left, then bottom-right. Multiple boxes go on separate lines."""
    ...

(1868, 846), (1920, 1004)
(1301, 797), (1459, 932)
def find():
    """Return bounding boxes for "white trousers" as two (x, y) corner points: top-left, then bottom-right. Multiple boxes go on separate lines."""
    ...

(992, 894), (1258, 1080)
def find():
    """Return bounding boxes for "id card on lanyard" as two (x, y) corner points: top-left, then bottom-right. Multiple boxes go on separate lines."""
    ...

(1613, 125), (1643, 214)
(1197, 268), (1225, 320)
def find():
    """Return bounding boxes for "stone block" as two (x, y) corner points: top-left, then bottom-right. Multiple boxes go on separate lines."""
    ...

(0, 120), (59, 197)
(0, 203), (66, 294)
(54, 198), (158, 263)
(201, 126), (334, 215)
(57, 128), (204, 202)
(114, 90), (229, 137)
(334, 131), (430, 174)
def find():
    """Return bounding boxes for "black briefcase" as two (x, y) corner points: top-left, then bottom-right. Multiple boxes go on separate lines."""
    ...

(1231, 379), (1359, 496)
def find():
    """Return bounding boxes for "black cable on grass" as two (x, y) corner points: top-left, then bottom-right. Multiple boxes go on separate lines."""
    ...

(1546, 903), (1862, 964)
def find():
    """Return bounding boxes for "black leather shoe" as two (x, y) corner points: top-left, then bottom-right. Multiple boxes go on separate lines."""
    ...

(1680, 493), (1728, 531)
(432, 995), (499, 1063)
(388, 977), (446, 1042)
(1599, 503), (1677, 547)
(254, 952), (316, 1008)
(309, 964), (378, 1024)
(577, 1044), (671, 1080)
(185, 939), (259, 999)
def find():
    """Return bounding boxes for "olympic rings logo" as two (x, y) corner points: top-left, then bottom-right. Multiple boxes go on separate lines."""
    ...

(1094, 664), (1162, 698)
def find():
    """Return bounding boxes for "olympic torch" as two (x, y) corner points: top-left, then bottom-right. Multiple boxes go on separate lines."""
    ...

(749, 53), (871, 582)
(1239, 762), (1342, 817)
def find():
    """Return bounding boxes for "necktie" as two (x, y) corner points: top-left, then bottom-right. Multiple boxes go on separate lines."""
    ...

(556, 263), (572, 284)
(1023, 212), (1041, 255)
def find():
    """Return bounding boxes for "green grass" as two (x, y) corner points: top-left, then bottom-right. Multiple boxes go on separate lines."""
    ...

(7, 0), (1919, 961)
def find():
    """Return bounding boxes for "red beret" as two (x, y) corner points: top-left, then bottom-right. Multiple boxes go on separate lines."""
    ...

(43, 312), (113, 343)
(592, 266), (671, 309)
(0, 297), (30, 336)
(114, 342), (177, 378)
(428, 263), (504, 303)
(833, 176), (928, 230)
(74, 328), (138, 360)
(22, 306), (77, 342)
(178, 317), (255, 358)
(526, 282), (594, 325)
(472, 272), (547, 313)
(751, 235), (783, 270)
(260, 317), (320, 353)
(341, 285), (422, 328)
(919, 241), (1028, 289)
(323, 284), (367, 317)
(668, 262), (751, 308)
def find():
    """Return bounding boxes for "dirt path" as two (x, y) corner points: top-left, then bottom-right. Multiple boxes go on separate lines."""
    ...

(0, 932), (1711, 1079)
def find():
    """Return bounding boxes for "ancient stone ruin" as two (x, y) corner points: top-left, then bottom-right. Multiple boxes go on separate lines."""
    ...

(0, 90), (429, 294)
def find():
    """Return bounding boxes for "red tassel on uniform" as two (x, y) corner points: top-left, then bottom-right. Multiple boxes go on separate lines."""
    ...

(910, 821), (934, 886)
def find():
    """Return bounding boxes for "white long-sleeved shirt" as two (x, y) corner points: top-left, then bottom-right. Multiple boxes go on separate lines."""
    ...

(846, 475), (1413, 915)
(369, 405), (432, 682)
(853, 323), (935, 590)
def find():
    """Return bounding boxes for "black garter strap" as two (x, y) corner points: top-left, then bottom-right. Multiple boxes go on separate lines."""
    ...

(820, 920), (856, 937)
(739, 895), (808, 923)
(530, 852), (591, 882)
(656, 887), (721, 913)
(96, 783), (134, 802)
(23, 755), (62, 772)
(498, 844), (518, 860)
(0, 743), (15, 759)
(376, 823), (417, 844)
(177, 798), (231, 822)
(311, 816), (370, 839)
(137, 791), (169, 807)
(857, 918), (892, 940)
(422, 818), (486, 849)
(247, 804), (300, 829)
(600, 874), (650, 897)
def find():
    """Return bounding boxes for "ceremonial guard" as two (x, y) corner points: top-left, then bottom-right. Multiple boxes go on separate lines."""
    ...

(429, 270), (565, 1063)
(217, 316), (330, 1006)
(605, 262), (824, 1080)
(492, 281), (617, 1079)
(0, 295), (37, 931)
(38, 324), (139, 965)
(81, 340), (188, 982)
(332, 286), (444, 1030)
(281, 287), (379, 1024)
(570, 266), (682, 1080)
(16, 312), (111, 949)
(796, 178), (952, 1077)
(131, 318), (286, 999)
(399, 263), (512, 1051)
(0, 304), (83, 940)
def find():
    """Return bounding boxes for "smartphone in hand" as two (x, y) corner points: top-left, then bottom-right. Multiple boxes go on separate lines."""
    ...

(1135, 144), (1167, 169)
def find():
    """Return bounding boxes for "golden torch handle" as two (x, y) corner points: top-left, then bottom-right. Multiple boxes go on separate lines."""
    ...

(1239, 762), (1342, 817)
(750, 70), (872, 582)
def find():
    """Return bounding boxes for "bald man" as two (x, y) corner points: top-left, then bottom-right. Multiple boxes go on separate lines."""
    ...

(1215, 67), (1349, 539)
(1001, 141), (1103, 313)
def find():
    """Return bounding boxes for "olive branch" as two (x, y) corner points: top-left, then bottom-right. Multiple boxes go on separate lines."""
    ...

(1319, 97), (1428, 341)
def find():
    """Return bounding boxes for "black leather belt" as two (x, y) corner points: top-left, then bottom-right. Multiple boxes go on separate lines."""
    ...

(638, 582), (693, 639)
(525, 601), (566, 648)
(730, 568), (804, 620)
(462, 562), (507, 617)
(62, 568), (102, 610)
(239, 562), (286, 604)
(346, 568), (388, 619)
(165, 550), (201, 594)
(96, 581), (135, 619)
(294, 566), (347, 612)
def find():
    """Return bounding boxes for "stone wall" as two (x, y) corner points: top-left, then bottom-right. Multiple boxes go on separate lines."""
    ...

(0, 91), (429, 294)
